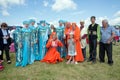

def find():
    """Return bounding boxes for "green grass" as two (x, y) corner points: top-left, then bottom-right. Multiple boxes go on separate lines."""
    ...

(0, 44), (120, 80)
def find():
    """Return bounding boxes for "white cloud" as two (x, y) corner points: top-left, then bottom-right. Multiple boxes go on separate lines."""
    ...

(70, 11), (85, 15)
(114, 11), (120, 17)
(52, 0), (77, 12)
(110, 17), (120, 25)
(28, 17), (37, 21)
(2, 9), (10, 16)
(43, 0), (49, 7)
(0, 0), (25, 16)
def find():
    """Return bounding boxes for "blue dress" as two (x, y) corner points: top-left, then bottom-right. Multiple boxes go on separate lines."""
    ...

(21, 28), (31, 67)
(13, 28), (23, 66)
(38, 25), (49, 60)
(29, 26), (40, 61)
(56, 26), (66, 57)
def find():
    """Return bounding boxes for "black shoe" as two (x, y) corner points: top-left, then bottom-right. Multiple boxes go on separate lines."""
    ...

(100, 60), (105, 63)
(108, 63), (113, 66)
(7, 60), (11, 64)
(87, 59), (92, 62)
(92, 59), (96, 64)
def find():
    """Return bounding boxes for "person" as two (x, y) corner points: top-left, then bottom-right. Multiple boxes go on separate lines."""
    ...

(113, 28), (119, 45)
(0, 60), (4, 71)
(80, 20), (88, 61)
(71, 23), (84, 64)
(0, 23), (11, 64)
(13, 27), (23, 66)
(37, 20), (49, 60)
(20, 21), (32, 67)
(64, 22), (72, 54)
(41, 32), (63, 64)
(29, 19), (39, 61)
(87, 16), (101, 63)
(56, 20), (66, 58)
(99, 19), (115, 66)
(66, 31), (76, 64)
(48, 24), (56, 38)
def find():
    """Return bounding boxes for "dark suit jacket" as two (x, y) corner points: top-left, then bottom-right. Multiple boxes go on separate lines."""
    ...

(0, 28), (11, 50)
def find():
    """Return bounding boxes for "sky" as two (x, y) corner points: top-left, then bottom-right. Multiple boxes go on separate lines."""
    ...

(0, 0), (120, 27)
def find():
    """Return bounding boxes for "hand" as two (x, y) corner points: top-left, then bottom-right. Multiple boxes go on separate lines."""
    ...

(3, 36), (7, 39)
(19, 43), (22, 48)
(36, 40), (38, 43)
(51, 41), (57, 47)
(49, 39), (52, 42)
(63, 35), (66, 39)
(107, 40), (111, 44)
(97, 41), (99, 44)
(6, 36), (9, 39)
(31, 42), (33, 47)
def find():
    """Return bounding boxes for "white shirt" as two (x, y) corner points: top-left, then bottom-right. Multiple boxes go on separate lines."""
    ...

(2, 29), (8, 44)
(80, 27), (87, 48)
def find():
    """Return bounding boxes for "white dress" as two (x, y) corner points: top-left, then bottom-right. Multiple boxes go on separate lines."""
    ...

(67, 39), (76, 56)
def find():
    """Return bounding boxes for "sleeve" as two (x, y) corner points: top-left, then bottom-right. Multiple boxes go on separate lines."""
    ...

(87, 26), (90, 40)
(46, 41), (52, 48)
(97, 25), (101, 42)
(111, 26), (116, 33)
(58, 40), (63, 47)
(0, 30), (3, 39)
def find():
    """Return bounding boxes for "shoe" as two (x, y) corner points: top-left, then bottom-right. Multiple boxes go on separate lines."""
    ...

(100, 60), (105, 63)
(87, 59), (92, 62)
(108, 61), (113, 66)
(7, 60), (11, 64)
(75, 62), (78, 64)
(108, 63), (113, 66)
(92, 59), (96, 64)
(84, 58), (87, 61)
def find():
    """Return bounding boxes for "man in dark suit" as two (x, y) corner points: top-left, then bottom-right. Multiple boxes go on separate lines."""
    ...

(0, 23), (11, 64)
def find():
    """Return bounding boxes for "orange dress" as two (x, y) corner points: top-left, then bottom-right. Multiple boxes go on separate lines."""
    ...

(41, 39), (63, 64)
(73, 26), (84, 62)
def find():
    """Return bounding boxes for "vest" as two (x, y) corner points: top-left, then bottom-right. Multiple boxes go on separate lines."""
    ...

(88, 24), (98, 40)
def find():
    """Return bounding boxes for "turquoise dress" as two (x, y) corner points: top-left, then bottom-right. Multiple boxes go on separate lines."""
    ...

(21, 28), (31, 67)
(56, 26), (66, 57)
(13, 28), (23, 66)
(29, 26), (40, 61)
(38, 25), (49, 60)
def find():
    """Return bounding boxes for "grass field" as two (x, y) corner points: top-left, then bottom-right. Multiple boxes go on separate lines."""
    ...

(0, 44), (120, 80)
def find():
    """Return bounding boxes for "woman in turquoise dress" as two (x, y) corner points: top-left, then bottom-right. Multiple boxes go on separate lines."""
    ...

(13, 28), (23, 66)
(29, 19), (40, 61)
(21, 21), (32, 67)
(56, 20), (66, 58)
(37, 20), (49, 60)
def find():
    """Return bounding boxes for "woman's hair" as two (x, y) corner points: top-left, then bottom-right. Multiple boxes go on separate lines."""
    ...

(1, 23), (8, 28)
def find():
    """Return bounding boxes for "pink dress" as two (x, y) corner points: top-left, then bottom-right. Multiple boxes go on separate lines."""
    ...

(9, 43), (15, 53)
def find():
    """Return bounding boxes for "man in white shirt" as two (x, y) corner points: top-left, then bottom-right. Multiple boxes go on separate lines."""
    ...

(80, 20), (88, 61)
(0, 23), (11, 64)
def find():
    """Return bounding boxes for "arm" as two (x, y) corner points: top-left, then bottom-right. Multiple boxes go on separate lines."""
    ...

(58, 40), (63, 47)
(107, 27), (116, 43)
(46, 40), (52, 48)
(97, 25), (101, 42)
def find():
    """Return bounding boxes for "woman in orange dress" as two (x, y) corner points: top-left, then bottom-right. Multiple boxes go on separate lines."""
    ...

(72, 23), (84, 63)
(41, 32), (63, 64)
(64, 22), (72, 54)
